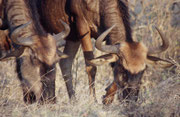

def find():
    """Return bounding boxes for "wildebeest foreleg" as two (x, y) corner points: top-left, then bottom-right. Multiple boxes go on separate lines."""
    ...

(103, 81), (117, 105)
(84, 51), (97, 102)
(59, 40), (80, 100)
(75, 18), (97, 101)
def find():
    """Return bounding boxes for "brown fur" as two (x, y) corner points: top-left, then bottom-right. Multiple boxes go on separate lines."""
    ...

(1, 0), (61, 104)
(103, 82), (118, 105)
(37, 0), (133, 101)
(120, 42), (147, 74)
(1, 0), (170, 104)
(0, 0), (8, 29)
(23, 0), (170, 104)
(5, 0), (59, 66)
(81, 0), (171, 104)
(0, 30), (11, 53)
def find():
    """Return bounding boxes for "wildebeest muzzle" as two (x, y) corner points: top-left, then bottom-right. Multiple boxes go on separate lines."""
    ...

(124, 69), (145, 87)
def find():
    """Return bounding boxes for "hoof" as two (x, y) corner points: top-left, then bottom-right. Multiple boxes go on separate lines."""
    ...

(102, 95), (113, 105)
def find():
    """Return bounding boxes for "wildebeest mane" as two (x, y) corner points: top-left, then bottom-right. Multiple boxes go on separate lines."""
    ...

(117, 0), (133, 42)
(26, 0), (47, 37)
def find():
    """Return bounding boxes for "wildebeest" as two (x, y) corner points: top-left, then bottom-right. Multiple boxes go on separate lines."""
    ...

(0, 0), (70, 104)
(0, 0), (173, 104)
(89, 25), (173, 104)
(38, 0), (173, 104)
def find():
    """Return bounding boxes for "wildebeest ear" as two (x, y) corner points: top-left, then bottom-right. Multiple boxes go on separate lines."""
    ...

(87, 54), (119, 66)
(50, 50), (68, 64)
(56, 49), (68, 58)
(146, 55), (173, 68)
(0, 47), (25, 61)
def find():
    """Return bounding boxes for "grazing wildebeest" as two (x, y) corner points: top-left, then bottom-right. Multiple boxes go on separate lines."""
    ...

(0, 0), (70, 104)
(38, 0), (172, 103)
(89, 25), (173, 104)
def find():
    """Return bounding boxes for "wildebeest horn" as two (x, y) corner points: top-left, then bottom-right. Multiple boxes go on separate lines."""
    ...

(53, 20), (70, 46)
(95, 24), (119, 53)
(148, 27), (169, 55)
(10, 21), (34, 46)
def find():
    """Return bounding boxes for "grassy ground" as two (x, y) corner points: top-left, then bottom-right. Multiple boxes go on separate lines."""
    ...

(0, 0), (180, 117)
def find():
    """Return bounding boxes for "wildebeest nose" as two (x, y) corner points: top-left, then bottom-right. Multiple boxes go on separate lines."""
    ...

(127, 72), (142, 86)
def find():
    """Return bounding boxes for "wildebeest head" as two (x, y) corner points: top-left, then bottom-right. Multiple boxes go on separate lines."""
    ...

(89, 25), (172, 86)
(1, 20), (69, 66)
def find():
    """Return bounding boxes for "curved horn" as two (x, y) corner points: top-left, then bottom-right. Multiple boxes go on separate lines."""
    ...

(95, 24), (119, 53)
(148, 27), (169, 55)
(53, 20), (70, 46)
(10, 21), (34, 46)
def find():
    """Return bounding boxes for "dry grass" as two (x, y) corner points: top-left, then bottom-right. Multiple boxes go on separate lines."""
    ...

(0, 0), (180, 117)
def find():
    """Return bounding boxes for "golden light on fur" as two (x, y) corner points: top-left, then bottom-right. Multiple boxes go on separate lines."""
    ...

(120, 42), (148, 74)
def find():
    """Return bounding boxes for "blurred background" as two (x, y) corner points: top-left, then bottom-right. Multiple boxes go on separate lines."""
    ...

(0, 0), (179, 117)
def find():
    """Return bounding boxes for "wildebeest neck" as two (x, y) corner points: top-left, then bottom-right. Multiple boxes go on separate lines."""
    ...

(101, 0), (133, 44)
(27, 0), (47, 37)
(6, 0), (47, 38)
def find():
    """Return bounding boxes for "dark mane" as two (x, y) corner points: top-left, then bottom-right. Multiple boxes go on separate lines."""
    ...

(117, 0), (133, 42)
(26, 0), (47, 36)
